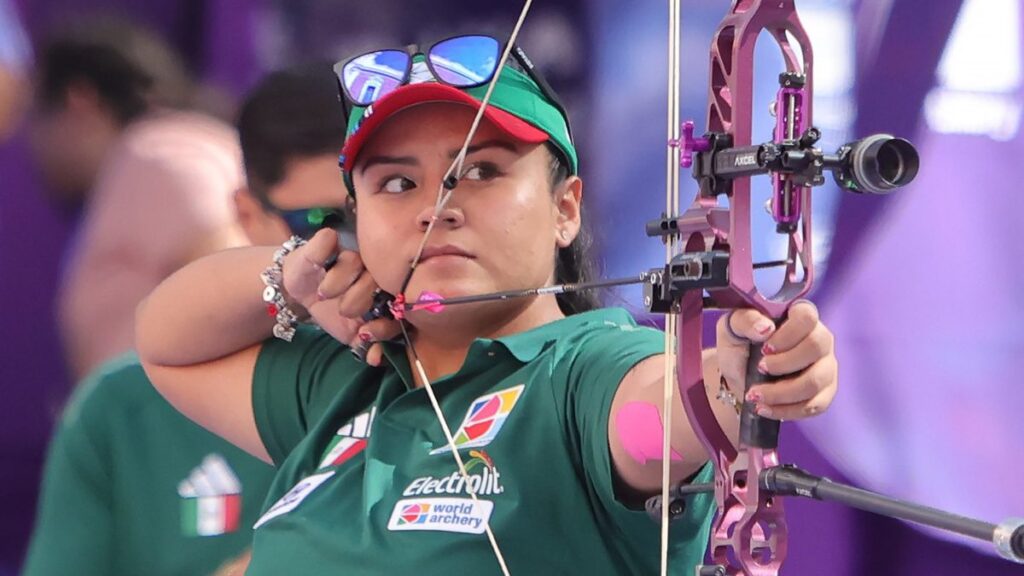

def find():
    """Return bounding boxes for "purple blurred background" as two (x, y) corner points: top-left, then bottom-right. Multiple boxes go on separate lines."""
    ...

(2, 0), (1021, 574)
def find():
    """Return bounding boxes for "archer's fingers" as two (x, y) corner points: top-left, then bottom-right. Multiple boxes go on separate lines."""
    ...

(716, 311), (758, 388)
(752, 367), (839, 421)
(316, 251), (364, 300)
(758, 321), (834, 376)
(282, 232), (342, 308)
(762, 300), (820, 354)
(282, 229), (340, 288)
(747, 355), (838, 412)
(722, 309), (777, 344)
(299, 228), (342, 267)
(365, 343), (386, 367)
(348, 318), (403, 366)
(356, 317), (403, 343)
(306, 304), (363, 344)
(336, 273), (377, 319)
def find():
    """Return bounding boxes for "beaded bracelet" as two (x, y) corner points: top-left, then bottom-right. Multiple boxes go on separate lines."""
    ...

(260, 236), (307, 341)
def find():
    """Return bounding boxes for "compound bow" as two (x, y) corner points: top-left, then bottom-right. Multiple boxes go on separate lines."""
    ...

(644, 1), (1024, 575)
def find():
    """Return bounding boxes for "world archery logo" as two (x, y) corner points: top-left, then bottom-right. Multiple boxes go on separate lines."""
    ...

(397, 502), (432, 525)
(387, 498), (494, 534)
(429, 385), (524, 455)
(318, 407), (375, 469)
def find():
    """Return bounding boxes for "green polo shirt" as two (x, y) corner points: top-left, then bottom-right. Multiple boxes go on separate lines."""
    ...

(22, 353), (276, 576)
(249, 308), (714, 575)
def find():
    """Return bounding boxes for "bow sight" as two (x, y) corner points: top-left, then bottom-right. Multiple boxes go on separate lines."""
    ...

(682, 72), (920, 231)
(686, 124), (921, 201)
(644, 70), (921, 319)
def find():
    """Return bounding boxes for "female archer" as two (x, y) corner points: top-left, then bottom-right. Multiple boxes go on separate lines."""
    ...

(136, 35), (838, 575)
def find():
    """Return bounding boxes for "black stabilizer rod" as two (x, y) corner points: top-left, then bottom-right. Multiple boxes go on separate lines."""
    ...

(762, 465), (1024, 564)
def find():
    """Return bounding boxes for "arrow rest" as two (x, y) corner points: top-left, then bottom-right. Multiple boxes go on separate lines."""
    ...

(642, 253), (729, 314)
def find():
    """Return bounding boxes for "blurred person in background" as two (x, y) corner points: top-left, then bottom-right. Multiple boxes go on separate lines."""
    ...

(232, 65), (354, 244)
(21, 64), (350, 576)
(29, 17), (248, 380)
(0, 0), (31, 142)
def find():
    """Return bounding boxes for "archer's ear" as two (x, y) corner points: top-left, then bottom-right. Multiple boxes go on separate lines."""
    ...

(63, 80), (104, 115)
(554, 175), (583, 248)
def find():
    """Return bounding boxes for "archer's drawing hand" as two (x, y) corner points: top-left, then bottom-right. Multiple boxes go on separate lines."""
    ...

(283, 229), (400, 365)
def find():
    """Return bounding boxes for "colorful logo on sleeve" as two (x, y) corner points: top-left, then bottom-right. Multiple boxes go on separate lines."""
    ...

(177, 454), (243, 537)
(429, 385), (524, 455)
(318, 407), (376, 469)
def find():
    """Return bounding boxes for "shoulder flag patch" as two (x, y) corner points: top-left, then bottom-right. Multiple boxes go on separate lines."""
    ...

(177, 454), (243, 537)
(318, 407), (376, 469)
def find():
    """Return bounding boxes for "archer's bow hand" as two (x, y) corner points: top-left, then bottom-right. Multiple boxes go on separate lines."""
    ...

(717, 301), (838, 421)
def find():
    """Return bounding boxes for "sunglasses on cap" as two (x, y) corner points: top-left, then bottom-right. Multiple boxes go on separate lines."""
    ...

(333, 34), (572, 138)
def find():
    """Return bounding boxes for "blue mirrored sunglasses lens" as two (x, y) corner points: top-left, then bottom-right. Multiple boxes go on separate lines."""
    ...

(429, 36), (500, 87)
(342, 50), (409, 105)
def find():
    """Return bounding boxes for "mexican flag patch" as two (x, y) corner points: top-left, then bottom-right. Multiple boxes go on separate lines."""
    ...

(318, 407), (376, 469)
(181, 494), (241, 536)
(178, 454), (243, 537)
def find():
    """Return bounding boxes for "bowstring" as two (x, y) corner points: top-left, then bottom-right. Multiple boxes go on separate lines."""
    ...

(395, 2), (535, 575)
(661, 2), (683, 576)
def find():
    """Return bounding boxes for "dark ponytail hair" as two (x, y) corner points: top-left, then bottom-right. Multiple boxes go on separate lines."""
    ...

(547, 144), (601, 315)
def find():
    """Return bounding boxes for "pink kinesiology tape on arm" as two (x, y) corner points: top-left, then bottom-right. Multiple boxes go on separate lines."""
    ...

(615, 401), (683, 466)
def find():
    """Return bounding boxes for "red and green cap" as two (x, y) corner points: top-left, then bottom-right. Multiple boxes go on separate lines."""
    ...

(339, 59), (577, 191)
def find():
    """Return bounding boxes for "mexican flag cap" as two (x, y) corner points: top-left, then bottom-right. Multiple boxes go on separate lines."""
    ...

(339, 57), (578, 186)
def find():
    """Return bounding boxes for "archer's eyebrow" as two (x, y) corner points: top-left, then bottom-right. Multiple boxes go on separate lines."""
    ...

(449, 139), (519, 159)
(359, 140), (520, 175)
(358, 155), (418, 175)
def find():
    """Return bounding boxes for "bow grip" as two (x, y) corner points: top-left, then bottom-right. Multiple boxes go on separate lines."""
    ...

(740, 321), (783, 449)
